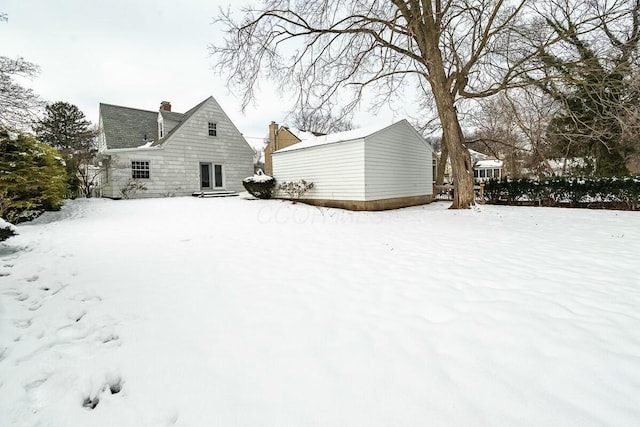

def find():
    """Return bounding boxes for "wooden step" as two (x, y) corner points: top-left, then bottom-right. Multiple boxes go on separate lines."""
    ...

(192, 191), (239, 198)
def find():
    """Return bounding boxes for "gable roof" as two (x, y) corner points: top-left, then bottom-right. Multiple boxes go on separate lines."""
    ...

(100, 97), (214, 150)
(281, 127), (321, 141)
(152, 97), (210, 146)
(159, 110), (183, 123)
(274, 120), (425, 154)
(99, 103), (158, 149)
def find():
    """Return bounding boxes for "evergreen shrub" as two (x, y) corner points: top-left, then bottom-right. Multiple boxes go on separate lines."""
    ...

(483, 176), (639, 210)
(0, 129), (67, 222)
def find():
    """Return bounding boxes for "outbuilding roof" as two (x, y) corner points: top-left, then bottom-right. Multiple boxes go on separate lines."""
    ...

(275, 121), (403, 153)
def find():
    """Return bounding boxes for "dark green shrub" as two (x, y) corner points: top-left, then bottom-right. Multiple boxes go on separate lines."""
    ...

(243, 171), (275, 199)
(482, 176), (639, 209)
(0, 129), (67, 222)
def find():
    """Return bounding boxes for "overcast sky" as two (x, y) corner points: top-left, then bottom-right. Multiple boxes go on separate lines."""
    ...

(1, 0), (404, 146)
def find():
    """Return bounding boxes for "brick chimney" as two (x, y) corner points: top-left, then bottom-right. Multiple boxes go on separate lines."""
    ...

(160, 101), (172, 111)
(264, 121), (279, 176)
(269, 121), (278, 150)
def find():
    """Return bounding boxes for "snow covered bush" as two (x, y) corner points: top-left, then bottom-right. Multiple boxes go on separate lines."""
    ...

(277, 179), (314, 201)
(242, 170), (275, 199)
(0, 129), (67, 223)
(0, 217), (16, 241)
(120, 178), (147, 199)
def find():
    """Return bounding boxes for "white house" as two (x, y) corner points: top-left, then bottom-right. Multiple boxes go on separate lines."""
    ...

(97, 97), (254, 199)
(439, 149), (504, 183)
(271, 120), (434, 210)
(473, 159), (504, 182)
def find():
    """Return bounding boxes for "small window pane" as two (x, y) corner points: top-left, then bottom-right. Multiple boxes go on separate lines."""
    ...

(214, 164), (223, 187)
(131, 161), (150, 179)
(208, 122), (217, 137)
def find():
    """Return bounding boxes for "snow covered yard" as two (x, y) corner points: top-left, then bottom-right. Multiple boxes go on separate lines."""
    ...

(1, 196), (639, 427)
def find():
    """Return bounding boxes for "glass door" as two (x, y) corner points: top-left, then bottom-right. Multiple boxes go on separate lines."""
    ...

(200, 163), (211, 189)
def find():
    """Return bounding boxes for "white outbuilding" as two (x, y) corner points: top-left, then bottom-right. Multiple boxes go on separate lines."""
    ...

(271, 119), (434, 210)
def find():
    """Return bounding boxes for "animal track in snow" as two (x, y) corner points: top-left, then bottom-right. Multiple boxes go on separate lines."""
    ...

(25, 275), (39, 283)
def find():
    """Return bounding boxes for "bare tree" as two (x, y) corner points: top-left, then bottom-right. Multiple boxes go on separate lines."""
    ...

(210, 0), (633, 205)
(1, 15), (42, 129)
(0, 56), (42, 130)
(289, 108), (354, 134)
(210, 1), (558, 208)
(470, 93), (531, 178)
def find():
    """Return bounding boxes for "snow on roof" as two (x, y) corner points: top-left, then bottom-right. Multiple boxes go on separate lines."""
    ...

(285, 128), (318, 141)
(475, 159), (504, 168)
(275, 121), (398, 153)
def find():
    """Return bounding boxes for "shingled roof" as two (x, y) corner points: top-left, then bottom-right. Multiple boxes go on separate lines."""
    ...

(99, 103), (160, 149)
(151, 97), (210, 146)
(100, 97), (214, 149)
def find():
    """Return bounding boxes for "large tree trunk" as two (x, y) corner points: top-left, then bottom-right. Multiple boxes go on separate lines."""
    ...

(430, 76), (475, 209)
(445, 117), (475, 209)
(435, 132), (448, 186)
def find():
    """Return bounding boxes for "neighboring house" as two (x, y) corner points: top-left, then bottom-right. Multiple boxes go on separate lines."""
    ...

(97, 97), (254, 198)
(270, 120), (434, 211)
(473, 159), (504, 182)
(439, 149), (504, 183)
(263, 122), (319, 175)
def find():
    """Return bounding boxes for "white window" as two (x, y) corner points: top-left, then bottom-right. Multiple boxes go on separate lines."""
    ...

(131, 161), (150, 179)
(208, 122), (217, 137)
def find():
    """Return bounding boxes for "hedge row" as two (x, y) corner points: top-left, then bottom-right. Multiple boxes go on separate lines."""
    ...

(482, 177), (640, 210)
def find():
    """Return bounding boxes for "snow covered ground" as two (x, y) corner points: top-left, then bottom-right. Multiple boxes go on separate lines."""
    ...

(1, 196), (639, 426)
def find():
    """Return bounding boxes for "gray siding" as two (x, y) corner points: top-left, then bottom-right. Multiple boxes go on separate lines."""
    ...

(272, 140), (366, 200)
(364, 121), (433, 200)
(100, 97), (254, 198)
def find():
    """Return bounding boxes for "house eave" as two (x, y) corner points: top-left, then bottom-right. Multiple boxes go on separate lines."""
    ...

(102, 145), (164, 154)
(273, 137), (365, 155)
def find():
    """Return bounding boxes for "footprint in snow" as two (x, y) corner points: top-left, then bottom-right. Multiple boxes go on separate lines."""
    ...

(82, 378), (123, 410)
(83, 396), (100, 409)
(28, 300), (42, 311)
(24, 377), (47, 390)
(14, 318), (32, 329)
(15, 293), (29, 301)
(26, 275), (39, 283)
